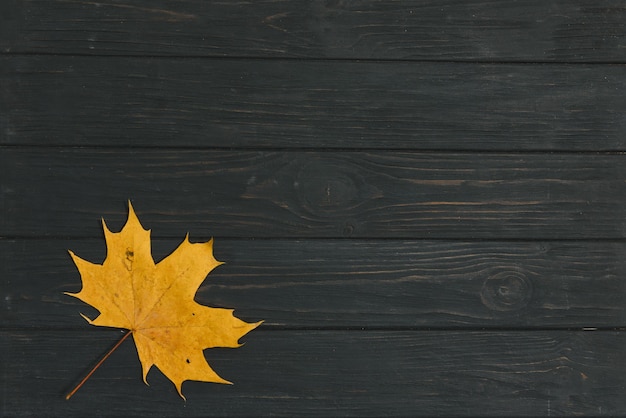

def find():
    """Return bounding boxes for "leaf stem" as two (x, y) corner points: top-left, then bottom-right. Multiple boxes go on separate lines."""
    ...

(65, 330), (132, 400)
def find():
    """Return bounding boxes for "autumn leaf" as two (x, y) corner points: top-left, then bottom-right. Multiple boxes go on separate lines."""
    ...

(66, 202), (261, 399)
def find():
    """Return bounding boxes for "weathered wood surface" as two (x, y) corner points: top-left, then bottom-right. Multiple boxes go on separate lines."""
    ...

(2, 1), (626, 417)
(3, 239), (625, 329)
(3, 57), (626, 150)
(2, 329), (624, 417)
(2, 0), (626, 62)
(3, 149), (626, 239)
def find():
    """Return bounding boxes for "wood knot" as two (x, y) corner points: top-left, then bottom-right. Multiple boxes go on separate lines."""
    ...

(480, 269), (532, 312)
(342, 221), (356, 237)
(296, 160), (359, 215)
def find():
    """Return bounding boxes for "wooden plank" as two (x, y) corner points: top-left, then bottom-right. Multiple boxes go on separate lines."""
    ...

(2, 1), (626, 62)
(2, 149), (626, 239)
(2, 56), (626, 150)
(2, 238), (625, 329)
(1, 329), (624, 416)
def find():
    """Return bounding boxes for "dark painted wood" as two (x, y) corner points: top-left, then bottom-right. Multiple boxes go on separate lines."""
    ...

(3, 149), (626, 239)
(2, 329), (624, 417)
(2, 1), (625, 416)
(2, 238), (626, 329)
(3, 56), (626, 150)
(2, 1), (626, 62)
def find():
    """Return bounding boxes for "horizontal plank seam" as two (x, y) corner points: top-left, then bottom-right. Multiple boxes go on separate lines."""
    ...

(262, 326), (626, 332)
(5, 235), (626, 242)
(2, 51), (626, 66)
(2, 144), (626, 155)
(1, 326), (624, 332)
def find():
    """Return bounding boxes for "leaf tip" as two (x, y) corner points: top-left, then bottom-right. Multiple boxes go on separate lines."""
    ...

(142, 371), (150, 386)
(101, 217), (111, 235)
(247, 320), (264, 333)
(122, 199), (149, 234)
(175, 384), (187, 401)
(127, 200), (137, 220)
(63, 291), (81, 304)
(79, 313), (95, 325)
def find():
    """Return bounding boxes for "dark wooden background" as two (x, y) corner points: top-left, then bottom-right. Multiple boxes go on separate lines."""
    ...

(2, 1), (626, 416)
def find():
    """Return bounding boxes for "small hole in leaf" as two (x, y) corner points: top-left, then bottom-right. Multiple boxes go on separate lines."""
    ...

(192, 312), (195, 316)
(186, 359), (190, 364)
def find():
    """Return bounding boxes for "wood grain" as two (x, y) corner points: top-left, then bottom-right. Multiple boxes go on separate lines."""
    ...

(3, 56), (626, 150)
(2, 1), (626, 416)
(2, 238), (625, 329)
(2, 329), (624, 417)
(2, 149), (626, 239)
(2, 1), (625, 62)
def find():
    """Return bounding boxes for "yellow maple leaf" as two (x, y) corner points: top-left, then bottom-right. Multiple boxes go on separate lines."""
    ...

(66, 202), (261, 399)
